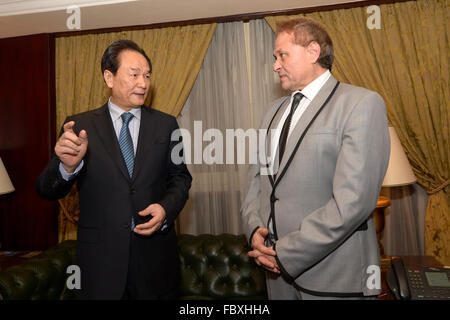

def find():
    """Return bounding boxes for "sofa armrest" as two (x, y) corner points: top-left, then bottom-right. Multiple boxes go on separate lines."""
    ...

(0, 240), (77, 300)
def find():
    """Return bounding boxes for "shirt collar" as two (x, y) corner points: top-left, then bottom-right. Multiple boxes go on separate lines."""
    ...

(108, 97), (141, 121)
(291, 69), (331, 101)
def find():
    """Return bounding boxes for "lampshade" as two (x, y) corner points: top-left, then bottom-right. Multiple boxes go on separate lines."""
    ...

(382, 127), (416, 187)
(0, 157), (15, 195)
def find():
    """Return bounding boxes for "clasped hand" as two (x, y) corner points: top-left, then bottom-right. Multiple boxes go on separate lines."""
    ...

(248, 227), (280, 274)
(133, 203), (166, 236)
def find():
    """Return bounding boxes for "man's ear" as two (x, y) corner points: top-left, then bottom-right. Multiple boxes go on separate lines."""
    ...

(306, 41), (321, 64)
(103, 70), (114, 88)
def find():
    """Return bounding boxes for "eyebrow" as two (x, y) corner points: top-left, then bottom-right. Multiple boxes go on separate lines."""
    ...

(129, 67), (151, 73)
(273, 49), (283, 57)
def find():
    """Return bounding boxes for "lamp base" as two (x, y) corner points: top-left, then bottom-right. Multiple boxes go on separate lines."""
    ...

(374, 195), (391, 256)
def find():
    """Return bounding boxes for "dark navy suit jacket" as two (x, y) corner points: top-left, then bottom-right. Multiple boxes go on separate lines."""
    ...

(36, 103), (192, 299)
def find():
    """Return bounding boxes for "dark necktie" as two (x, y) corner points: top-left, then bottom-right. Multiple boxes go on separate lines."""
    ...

(119, 112), (135, 178)
(278, 92), (303, 163)
(119, 112), (135, 229)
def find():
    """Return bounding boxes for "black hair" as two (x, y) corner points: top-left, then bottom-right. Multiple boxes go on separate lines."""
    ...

(101, 39), (152, 75)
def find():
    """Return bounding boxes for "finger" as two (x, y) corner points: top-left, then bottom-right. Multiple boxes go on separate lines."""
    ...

(253, 228), (268, 242)
(248, 249), (261, 258)
(252, 241), (276, 255)
(58, 138), (83, 152)
(138, 208), (152, 217)
(56, 146), (81, 156)
(265, 266), (280, 274)
(258, 227), (269, 237)
(257, 245), (276, 256)
(138, 203), (159, 217)
(257, 255), (275, 269)
(60, 131), (83, 146)
(252, 227), (269, 247)
(63, 121), (75, 133)
(135, 218), (158, 231)
(79, 129), (88, 142)
(134, 223), (160, 236)
(134, 213), (163, 230)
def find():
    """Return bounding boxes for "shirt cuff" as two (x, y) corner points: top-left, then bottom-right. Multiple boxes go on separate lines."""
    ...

(160, 219), (168, 231)
(59, 160), (84, 181)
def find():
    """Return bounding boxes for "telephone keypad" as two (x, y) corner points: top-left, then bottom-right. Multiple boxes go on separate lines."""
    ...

(406, 268), (450, 300)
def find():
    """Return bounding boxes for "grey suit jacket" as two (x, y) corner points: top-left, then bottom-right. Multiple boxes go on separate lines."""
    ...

(241, 75), (390, 296)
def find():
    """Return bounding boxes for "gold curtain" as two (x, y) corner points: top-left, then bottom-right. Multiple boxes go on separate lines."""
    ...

(55, 24), (217, 241)
(266, 0), (450, 264)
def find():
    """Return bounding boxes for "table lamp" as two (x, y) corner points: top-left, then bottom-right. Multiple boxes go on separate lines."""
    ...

(0, 157), (15, 195)
(374, 127), (416, 255)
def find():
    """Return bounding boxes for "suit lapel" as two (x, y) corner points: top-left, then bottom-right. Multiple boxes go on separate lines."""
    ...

(92, 104), (130, 182)
(276, 75), (339, 179)
(262, 97), (290, 185)
(132, 106), (158, 181)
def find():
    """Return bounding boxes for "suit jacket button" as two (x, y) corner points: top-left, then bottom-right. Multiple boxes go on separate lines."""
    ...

(130, 189), (136, 194)
(123, 223), (130, 229)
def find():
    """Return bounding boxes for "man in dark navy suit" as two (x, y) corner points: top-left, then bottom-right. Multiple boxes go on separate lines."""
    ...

(36, 40), (192, 299)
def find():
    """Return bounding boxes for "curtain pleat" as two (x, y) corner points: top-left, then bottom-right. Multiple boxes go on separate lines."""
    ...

(176, 20), (284, 235)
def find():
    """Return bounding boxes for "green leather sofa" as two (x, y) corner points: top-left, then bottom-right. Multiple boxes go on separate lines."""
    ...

(0, 234), (267, 300)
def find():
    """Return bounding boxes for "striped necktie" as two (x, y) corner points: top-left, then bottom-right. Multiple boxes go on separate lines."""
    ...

(119, 112), (135, 230)
(119, 112), (135, 178)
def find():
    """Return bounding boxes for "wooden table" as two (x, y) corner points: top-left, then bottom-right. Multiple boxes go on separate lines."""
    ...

(0, 250), (41, 271)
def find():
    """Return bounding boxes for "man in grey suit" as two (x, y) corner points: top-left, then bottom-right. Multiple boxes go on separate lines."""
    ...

(241, 17), (390, 299)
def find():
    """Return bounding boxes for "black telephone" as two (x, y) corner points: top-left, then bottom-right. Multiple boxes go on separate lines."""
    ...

(387, 257), (450, 300)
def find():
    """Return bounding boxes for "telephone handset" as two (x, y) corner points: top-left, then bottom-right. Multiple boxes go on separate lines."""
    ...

(387, 257), (411, 299)
(387, 257), (450, 300)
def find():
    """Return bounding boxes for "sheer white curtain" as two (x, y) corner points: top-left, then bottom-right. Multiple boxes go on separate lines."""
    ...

(176, 18), (427, 256)
(176, 19), (283, 235)
(381, 184), (428, 255)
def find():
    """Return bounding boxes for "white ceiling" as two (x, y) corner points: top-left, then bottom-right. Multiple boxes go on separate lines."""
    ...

(0, 0), (365, 39)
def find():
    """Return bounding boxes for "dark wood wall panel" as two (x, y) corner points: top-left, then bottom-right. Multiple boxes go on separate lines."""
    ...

(0, 34), (57, 250)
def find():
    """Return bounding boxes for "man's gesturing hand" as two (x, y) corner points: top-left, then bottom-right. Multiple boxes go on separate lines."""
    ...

(55, 121), (88, 173)
(134, 203), (166, 236)
(248, 227), (280, 274)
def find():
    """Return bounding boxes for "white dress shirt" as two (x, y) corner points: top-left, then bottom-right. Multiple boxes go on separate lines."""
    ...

(108, 98), (141, 155)
(270, 70), (332, 163)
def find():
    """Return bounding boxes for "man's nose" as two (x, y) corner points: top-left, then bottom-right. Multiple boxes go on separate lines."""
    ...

(137, 75), (147, 88)
(273, 59), (280, 72)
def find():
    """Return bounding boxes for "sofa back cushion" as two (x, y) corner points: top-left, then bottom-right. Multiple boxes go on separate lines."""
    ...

(178, 234), (267, 299)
